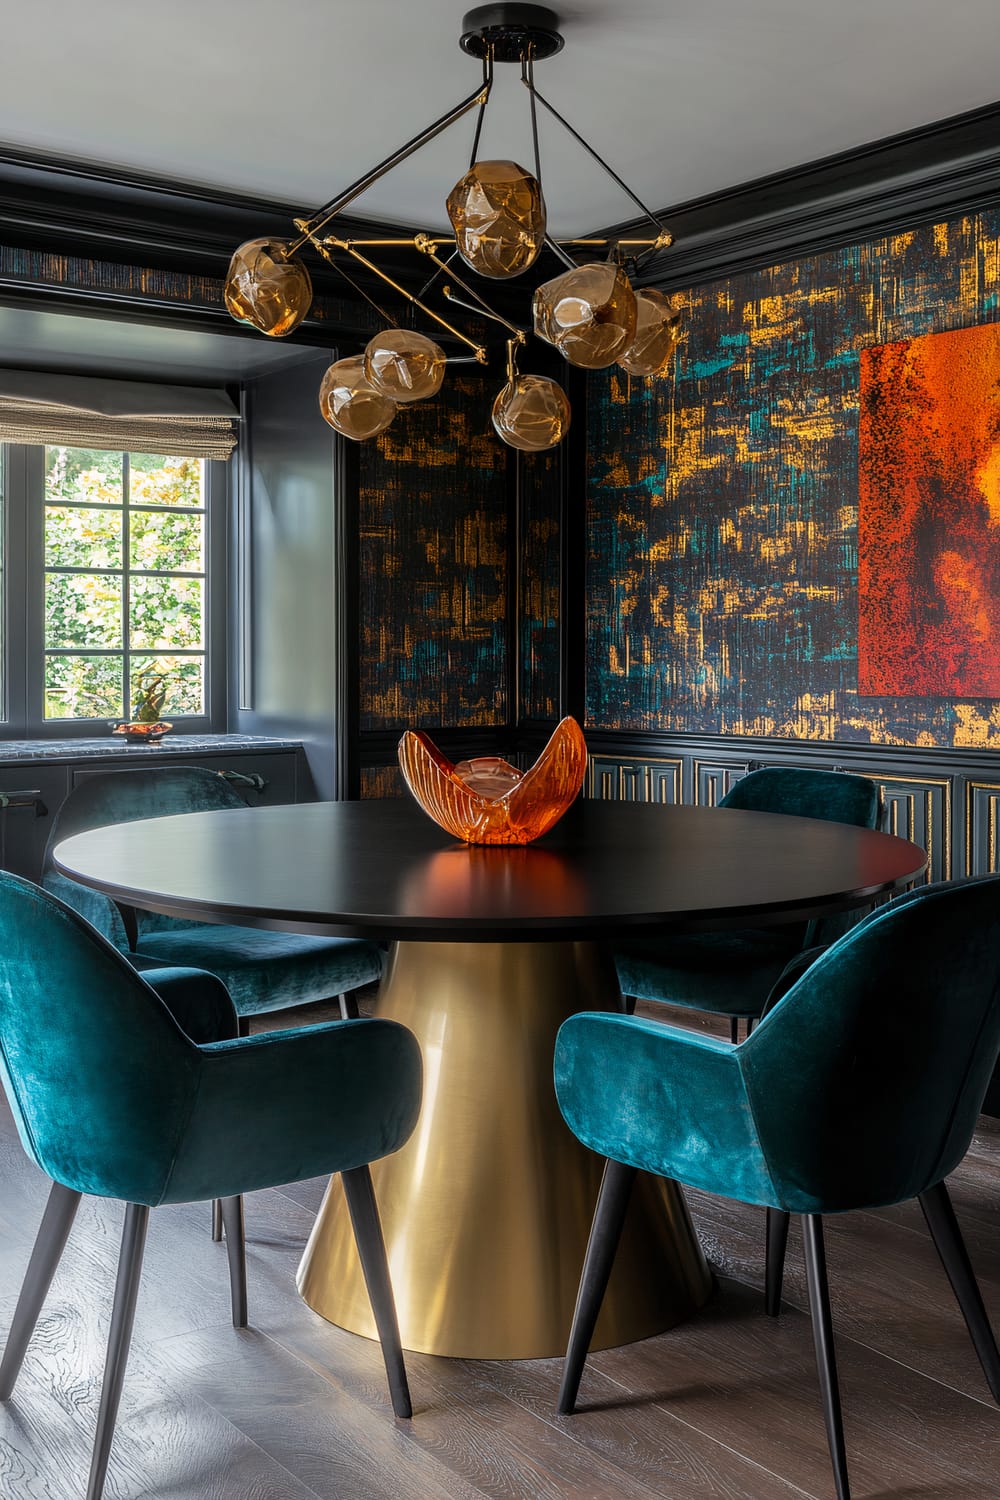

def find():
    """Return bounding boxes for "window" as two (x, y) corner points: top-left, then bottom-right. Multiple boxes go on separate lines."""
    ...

(0, 444), (225, 735)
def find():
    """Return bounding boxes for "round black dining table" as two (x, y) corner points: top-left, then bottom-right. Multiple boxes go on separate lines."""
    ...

(55, 795), (928, 1359)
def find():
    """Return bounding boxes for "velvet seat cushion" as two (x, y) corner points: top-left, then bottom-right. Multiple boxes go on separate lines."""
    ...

(134, 926), (383, 1016)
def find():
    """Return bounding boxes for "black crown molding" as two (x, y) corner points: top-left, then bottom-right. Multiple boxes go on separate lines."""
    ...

(3, 95), (1000, 336)
(600, 98), (1000, 290)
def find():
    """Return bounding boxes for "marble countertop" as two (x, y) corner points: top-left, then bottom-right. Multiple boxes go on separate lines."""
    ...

(0, 734), (303, 765)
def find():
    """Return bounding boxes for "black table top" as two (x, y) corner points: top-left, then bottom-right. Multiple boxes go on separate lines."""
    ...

(53, 797), (929, 944)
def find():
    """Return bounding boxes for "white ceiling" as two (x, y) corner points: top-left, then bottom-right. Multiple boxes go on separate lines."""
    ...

(3, 1), (1000, 237)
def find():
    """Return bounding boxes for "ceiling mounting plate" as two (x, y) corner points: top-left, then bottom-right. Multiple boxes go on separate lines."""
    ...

(459, 5), (565, 63)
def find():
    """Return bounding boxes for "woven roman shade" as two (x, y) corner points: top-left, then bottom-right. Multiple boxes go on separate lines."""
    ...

(0, 371), (239, 459)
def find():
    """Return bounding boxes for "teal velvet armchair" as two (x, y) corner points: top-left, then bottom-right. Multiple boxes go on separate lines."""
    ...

(0, 872), (422, 1500)
(555, 875), (1000, 1500)
(614, 767), (882, 1040)
(43, 766), (385, 1026)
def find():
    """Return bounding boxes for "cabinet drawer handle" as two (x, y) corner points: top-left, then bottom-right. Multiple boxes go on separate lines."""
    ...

(217, 769), (267, 794)
(0, 791), (48, 817)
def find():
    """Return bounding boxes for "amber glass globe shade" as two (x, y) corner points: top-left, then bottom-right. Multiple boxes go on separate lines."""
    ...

(533, 262), (638, 369)
(492, 374), (571, 452)
(318, 357), (397, 441)
(364, 330), (447, 403)
(224, 238), (313, 338)
(618, 289), (683, 376)
(446, 159), (546, 280)
(398, 716), (588, 845)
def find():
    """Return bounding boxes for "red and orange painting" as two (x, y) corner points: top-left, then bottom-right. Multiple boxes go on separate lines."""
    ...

(858, 321), (1000, 696)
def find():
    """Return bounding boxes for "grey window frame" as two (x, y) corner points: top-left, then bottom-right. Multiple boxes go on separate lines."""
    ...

(0, 442), (228, 737)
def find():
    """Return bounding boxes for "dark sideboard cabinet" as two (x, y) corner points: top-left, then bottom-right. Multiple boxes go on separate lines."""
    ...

(0, 736), (309, 883)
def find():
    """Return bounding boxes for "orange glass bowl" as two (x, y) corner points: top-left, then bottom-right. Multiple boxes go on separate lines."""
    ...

(111, 721), (173, 745)
(398, 717), (588, 845)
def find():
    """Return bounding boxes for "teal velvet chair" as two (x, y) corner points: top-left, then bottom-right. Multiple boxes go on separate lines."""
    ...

(44, 766), (386, 1242)
(554, 875), (1000, 1500)
(43, 767), (385, 1027)
(0, 872), (422, 1500)
(614, 767), (882, 1042)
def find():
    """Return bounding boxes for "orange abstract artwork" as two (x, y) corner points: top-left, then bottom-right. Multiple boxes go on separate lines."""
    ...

(858, 321), (1000, 696)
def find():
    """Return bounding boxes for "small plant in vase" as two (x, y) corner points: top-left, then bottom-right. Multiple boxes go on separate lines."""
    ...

(112, 666), (174, 743)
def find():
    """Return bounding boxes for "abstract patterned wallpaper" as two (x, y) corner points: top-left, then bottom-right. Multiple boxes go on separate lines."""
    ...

(586, 208), (1000, 747)
(359, 374), (509, 731)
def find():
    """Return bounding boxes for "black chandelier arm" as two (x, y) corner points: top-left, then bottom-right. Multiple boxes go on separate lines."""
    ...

(468, 50), (495, 168)
(520, 74), (666, 239)
(307, 237), (398, 329)
(544, 233), (578, 270)
(441, 284), (528, 339)
(288, 74), (494, 254)
(414, 233), (528, 338)
(522, 52), (544, 188)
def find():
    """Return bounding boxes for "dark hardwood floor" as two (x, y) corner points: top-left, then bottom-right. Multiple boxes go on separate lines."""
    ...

(1, 995), (998, 1499)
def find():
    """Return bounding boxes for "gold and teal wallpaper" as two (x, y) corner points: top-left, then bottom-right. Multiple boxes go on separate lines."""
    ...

(587, 209), (1000, 747)
(359, 374), (509, 730)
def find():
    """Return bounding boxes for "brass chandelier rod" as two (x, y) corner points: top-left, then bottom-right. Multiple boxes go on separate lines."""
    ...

(318, 232), (488, 360)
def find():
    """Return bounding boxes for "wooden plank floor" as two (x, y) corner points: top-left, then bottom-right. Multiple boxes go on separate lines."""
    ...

(1, 996), (998, 1499)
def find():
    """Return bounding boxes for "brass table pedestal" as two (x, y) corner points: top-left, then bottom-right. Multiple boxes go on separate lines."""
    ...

(297, 940), (712, 1359)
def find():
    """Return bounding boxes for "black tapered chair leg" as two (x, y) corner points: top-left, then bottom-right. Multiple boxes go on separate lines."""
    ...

(558, 1159), (638, 1415)
(0, 1181), (81, 1401)
(729, 1016), (739, 1044)
(338, 992), (359, 1019)
(212, 1019), (251, 1243)
(802, 1215), (851, 1500)
(919, 1179), (1000, 1402)
(765, 1207), (790, 1317)
(341, 1165), (411, 1419)
(86, 1203), (149, 1500)
(218, 1195), (248, 1329)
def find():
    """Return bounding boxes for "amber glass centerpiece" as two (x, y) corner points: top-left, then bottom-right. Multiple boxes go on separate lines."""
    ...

(398, 717), (587, 845)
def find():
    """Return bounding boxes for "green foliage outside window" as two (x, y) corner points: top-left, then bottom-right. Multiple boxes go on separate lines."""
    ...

(43, 448), (207, 722)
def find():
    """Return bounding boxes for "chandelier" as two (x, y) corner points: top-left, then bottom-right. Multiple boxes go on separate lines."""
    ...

(223, 4), (679, 452)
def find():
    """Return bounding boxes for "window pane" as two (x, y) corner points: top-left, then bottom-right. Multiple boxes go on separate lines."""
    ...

(45, 573), (123, 649)
(130, 654), (204, 717)
(128, 454), (204, 508)
(129, 576), (203, 649)
(129, 508), (203, 572)
(45, 655), (123, 720)
(45, 507), (123, 569)
(45, 448), (123, 505)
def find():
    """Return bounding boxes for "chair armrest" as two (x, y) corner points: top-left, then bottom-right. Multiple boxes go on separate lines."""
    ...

(159, 1017), (422, 1205)
(140, 965), (239, 1045)
(759, 945), (828, 1019)
(554, 1012), (777, 1207)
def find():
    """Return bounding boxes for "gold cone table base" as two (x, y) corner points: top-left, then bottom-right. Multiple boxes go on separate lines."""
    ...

(297, 940), (712, 1358)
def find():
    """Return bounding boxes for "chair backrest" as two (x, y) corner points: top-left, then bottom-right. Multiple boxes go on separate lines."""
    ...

(43, 767), (248, 946)
(0, 872), (199, 1203)
(742, 875), (1000, 1212)
(720, 767), (881, 829)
